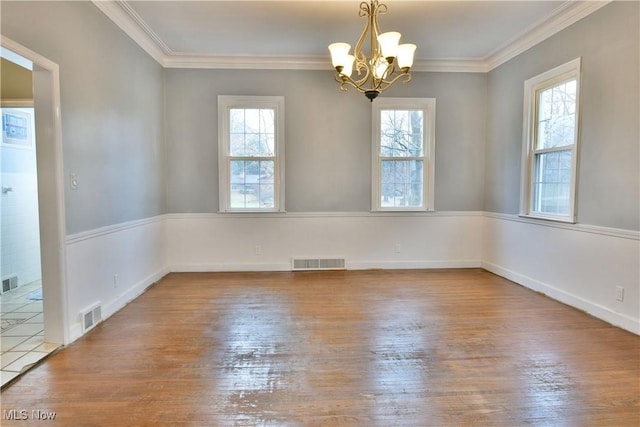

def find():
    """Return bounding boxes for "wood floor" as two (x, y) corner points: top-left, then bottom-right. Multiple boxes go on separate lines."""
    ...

(1, 269), (638, 426)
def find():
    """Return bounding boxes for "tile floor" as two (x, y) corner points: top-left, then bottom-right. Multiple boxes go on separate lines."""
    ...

(1, 280), (59, 388)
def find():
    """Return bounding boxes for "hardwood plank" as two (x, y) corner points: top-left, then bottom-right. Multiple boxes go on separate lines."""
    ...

(1, 269), (638, 426)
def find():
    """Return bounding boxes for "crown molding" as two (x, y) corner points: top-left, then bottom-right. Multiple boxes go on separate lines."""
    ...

(413, 59), (488, 73)
(163, 54), (330, 70)
(93, 0), (612, 73)
(91, 0), (167, 65)
(163, 55), (489, 73)
(484, 0), (612, 71)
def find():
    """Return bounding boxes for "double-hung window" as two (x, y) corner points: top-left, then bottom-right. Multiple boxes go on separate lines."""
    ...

(218, 96), (285, 212)
(520, 58), (581, 222)
(372, 98), (436, 211)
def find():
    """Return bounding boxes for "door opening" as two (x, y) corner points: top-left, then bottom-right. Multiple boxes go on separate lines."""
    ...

(0, 39), (68, 388)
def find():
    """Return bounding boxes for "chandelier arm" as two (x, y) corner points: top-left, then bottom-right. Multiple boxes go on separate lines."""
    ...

(377, 71), (413, 91)
(351, 65), (373, 88)
(372, 62), (397, 90)
(335, 73), (369, 94)
(353, 56), (370, 80)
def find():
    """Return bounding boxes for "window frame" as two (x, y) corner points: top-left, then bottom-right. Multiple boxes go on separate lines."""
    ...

(218, 95), (285, 213)
(371, 97), (436, 212)
(520, 58), (581, 223)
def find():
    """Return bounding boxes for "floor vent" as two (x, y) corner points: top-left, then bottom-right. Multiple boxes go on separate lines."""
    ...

(1, 275), (19, 294)
(292, 258), (346, 271)
(81, 303), (102, 333)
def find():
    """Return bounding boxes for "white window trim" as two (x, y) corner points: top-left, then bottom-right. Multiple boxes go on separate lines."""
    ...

(218, 95), (285, 213)
(519, 58), (581, 223)
(371, 97), (436, 212)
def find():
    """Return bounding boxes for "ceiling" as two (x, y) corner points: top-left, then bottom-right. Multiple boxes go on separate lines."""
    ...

(93, 0), (610, 71)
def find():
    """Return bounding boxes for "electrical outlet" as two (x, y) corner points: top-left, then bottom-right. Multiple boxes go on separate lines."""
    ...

(394, 244), (401, 253)
(254, 245), (261, 255)
(70, 173), (78, 190)
(616, 286), (624, 302)
(113, 274), (119, 289)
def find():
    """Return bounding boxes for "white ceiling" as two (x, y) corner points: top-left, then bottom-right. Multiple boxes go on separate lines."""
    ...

(93, 0), (610, 71)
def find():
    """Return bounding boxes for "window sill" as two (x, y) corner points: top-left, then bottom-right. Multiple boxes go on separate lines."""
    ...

(518, 213), (576, 224)
(218, 209), (287, 214)
(371, 209), (433, 213)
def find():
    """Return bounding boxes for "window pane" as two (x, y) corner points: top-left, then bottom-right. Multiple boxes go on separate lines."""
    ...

(230, 133), (244, 156)
(259, 184), (274, 208)
(532, 150), (572, 215)
(379, 109), (423, 157)
(229, 108), (275, 157)
(536, 79), (576, 150)
(230, 109), (245, 133)
(229, 160), (275, 209)
(380, 160), (423, 207)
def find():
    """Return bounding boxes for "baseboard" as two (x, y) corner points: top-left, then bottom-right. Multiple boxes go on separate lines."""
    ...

(482, 261), (640, 335)
(170, 263), (291, 273)
(349, 260), (482, 270)
(170, 259), (482, 273)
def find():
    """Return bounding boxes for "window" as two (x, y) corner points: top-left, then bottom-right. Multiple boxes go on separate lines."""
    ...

(218, 96), (285, 212)
(372, 98), (435, 211)
(520, 58), (581, 222)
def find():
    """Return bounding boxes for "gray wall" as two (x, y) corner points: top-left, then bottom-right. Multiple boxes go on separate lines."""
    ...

(164, 69), (487, 213)
(485, 1), (639, 230)
(2, 1), (636, 231)
(1, 1), (166, 234)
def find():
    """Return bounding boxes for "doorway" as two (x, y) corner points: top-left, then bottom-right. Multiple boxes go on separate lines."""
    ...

(0, 40), (67, 388)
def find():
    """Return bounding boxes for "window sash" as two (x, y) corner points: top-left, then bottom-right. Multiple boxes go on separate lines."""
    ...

(218, 96), (284, 213)
(371, 98), (435, 212)
(531, 149), (572, 215)
(379, 159), (424, 208)
(520, 58), (580, 223)
(533, 77), (577, 151)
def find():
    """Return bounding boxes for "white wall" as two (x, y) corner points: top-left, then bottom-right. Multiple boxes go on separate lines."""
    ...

(63, 211), (483, 341)
(482, 214), (639, 334)
(167, 212), (483, 271)
(65, 217), (167, 342)
(62, 211), (639, 342)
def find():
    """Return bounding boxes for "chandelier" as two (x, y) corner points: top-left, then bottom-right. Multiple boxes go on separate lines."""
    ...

(328, 0), (416, 101)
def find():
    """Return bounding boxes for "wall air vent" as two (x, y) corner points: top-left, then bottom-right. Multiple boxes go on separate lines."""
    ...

(291, 258), (346, 271)
(81, 302), (102, 333)
(1, 275), (19, 294)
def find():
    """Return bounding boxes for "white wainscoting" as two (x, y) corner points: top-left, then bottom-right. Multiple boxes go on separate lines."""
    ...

(165, 212), (484, 272)
(65, 216), (168, 342)
(62, 211), (639, 342)
(482, 213), (640, 334)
